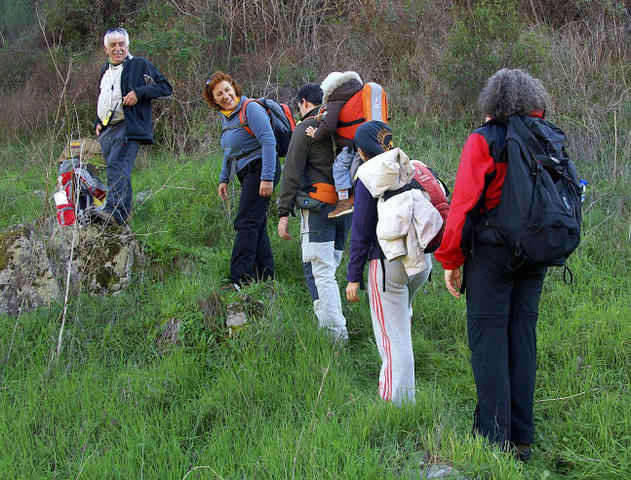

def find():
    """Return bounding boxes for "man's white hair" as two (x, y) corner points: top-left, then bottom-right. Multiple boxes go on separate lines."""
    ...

(103, 28), (130, 48)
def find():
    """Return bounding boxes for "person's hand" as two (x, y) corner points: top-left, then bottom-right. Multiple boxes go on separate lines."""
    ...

(346, 282), (360, 302)
(277, 216), (291, 240)
(305, 126), (316, 138)
(444, 268), (462, 298)
(259, 180), (273, 197)
(96, 123), (102, 136)
(218, 182), (228, 201)
(122, 90), (138, 106)
(315, 108), (326, 122)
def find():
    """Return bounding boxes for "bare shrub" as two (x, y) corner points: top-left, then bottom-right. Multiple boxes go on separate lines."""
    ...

(1, 0), (630, 178)
(384, 1), (454, 118)
(542, 10), (630, 173)
(525, 0), (631, 28)
(0, 64), (61, 143)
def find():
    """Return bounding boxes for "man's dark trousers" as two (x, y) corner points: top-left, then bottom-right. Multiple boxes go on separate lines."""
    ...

(99, 122), (139, 224)
(231, 159), (274, 285)
(464, 241), (546, 447)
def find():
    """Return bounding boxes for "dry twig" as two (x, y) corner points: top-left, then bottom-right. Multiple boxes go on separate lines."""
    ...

(536, 388), (599, 403)
(182, 465), (224, 480)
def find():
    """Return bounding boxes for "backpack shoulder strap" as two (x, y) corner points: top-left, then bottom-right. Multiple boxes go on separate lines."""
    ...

(507, 115), (539, 170)
(381, 180), (422, 202)
(238, 98), (258, 137)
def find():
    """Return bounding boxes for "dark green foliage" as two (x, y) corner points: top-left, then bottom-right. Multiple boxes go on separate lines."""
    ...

(0, 0), (33, 45)
(40, 0), (147, 48)
(439, 0), (548, 114)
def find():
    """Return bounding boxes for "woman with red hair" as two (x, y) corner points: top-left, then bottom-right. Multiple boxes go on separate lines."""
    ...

(203, 72), (279, 286)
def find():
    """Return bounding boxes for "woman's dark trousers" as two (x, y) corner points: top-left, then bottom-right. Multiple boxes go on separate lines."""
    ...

(464, 243), (546, 447)
(230, 159), (274, 285)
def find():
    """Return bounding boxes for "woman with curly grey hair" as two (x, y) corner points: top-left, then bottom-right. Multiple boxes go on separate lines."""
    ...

(435, 68), (553, 462)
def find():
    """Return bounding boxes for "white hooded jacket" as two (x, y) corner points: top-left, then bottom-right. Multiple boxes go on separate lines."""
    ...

(356, 148), (443, 275)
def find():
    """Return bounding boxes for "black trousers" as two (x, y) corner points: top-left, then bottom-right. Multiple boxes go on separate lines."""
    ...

(464, 242), (546, 446)
(230, 159), (274, 285)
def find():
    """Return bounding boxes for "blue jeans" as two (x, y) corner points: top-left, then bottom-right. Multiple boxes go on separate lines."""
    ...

(98, 122), (140, 224)
(332, 147), (355, 192)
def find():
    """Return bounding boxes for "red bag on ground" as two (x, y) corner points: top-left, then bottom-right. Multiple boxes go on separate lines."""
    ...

(54, 190), (76, 226)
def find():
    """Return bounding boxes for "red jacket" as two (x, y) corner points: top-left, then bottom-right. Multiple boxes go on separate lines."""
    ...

(435, 112), (544, 270)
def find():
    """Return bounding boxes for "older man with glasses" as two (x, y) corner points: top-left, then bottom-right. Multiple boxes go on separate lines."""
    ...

(91, 27), (172, 226)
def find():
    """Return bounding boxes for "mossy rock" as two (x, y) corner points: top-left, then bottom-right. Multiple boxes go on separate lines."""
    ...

(47, 221), (144, 296)
(0, 224), (60, 315)
(0, 228), (25, 271)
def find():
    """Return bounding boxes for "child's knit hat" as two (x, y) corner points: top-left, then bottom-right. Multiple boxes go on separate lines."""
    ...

(354, 121), (393, 159)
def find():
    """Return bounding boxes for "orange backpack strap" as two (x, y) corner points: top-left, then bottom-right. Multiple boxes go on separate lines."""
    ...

(280, 103), (297, 130)
(238, 98), (256, 137)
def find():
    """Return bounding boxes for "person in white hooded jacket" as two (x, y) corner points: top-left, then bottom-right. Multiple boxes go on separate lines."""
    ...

(346, 121), (436, 406)
(356, 146), (444, 276)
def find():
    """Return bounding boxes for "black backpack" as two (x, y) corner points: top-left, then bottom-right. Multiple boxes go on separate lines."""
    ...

(237, 98), (296, 157)
(480, 115), (582, 268)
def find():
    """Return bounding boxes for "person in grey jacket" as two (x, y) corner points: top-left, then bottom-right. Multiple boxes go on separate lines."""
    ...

(94, 27), (172, 225)
(277, 83), (351, 342)
(203, 71), (278, 286)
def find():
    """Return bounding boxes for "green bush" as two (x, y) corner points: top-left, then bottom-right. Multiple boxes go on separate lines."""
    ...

(439, 0), (549, 115)
(0, 0), (33, 44)
(42, 0), (103, 47)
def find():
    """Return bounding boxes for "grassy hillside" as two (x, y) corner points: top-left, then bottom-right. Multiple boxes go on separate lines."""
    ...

(0, 119), (629, 478)
(0, 1), (629, 478)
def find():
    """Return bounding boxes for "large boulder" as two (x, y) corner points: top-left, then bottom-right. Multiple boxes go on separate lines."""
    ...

(0, 219), (144, 315)
(47, 220), (143, 296)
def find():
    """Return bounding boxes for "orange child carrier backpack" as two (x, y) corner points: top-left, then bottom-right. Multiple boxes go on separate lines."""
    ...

(337, 82), (388, 141)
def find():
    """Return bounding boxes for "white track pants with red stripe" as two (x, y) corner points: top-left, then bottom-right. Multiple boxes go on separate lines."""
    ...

(368, 255), (432, 406)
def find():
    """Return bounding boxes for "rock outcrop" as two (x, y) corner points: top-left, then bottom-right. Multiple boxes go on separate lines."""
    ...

(0, 219), (144, 315)
(0, 224), (60, 315)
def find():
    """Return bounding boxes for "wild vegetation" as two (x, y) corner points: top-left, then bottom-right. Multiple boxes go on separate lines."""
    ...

(0, 0), (630, 478)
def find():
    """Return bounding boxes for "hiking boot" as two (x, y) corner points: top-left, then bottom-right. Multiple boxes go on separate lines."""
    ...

(84, 206), (122, 226)
(328, 196), (354, 218)
(513, 444), (532, 463)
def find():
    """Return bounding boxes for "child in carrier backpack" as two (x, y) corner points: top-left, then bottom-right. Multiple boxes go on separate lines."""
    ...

(305, 71), (388, 218)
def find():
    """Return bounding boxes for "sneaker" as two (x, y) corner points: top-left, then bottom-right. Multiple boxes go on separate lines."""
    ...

(328, 196), (354, 218)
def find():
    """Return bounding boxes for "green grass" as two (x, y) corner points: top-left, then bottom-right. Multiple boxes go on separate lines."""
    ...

(0, 125), (629, 479)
